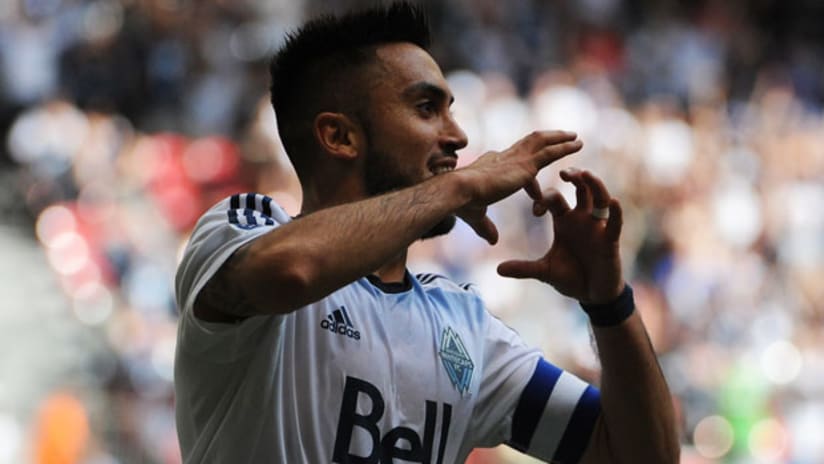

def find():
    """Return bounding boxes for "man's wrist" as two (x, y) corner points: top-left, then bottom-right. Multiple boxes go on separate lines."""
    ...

(580, 284), (635, 327)
(444, 168), (477, 211)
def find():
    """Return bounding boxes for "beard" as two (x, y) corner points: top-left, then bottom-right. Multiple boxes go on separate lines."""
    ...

(364, 147), (456, 240)
(420, 214), (456, 239)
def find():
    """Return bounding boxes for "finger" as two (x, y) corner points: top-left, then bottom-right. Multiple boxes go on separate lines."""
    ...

(536, 188), (571, 218)
(534, 139), (583, 169)
(524, 177), (542, 202)
(515, 130), (578, 152)
(581, 170), (611, 210)
(497, 259), (545, 280)
(469, 215), (499, 245)
(560, 168), (592, 211)
(605, 198), (623, 242)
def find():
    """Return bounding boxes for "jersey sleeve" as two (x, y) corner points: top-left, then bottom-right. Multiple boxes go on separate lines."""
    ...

(174, 193), (292, 359)
(468, 315), (601, 464)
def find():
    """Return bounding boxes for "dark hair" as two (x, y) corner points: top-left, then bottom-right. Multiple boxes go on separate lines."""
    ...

(269, 2), (430, 178)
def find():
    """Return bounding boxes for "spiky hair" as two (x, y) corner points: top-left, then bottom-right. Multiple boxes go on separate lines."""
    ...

(269, 2), (431, 176)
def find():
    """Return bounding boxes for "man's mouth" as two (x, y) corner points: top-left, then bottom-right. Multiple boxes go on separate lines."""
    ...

(431, 166), (455, 175)
(429, 156), (457, 175)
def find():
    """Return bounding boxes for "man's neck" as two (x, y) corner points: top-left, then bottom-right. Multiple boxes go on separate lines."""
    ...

(299, 183), (410, 284)
(372, 250), (408, 284)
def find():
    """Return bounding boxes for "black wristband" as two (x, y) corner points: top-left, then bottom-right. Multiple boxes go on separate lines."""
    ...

(580, 284), (635, 327)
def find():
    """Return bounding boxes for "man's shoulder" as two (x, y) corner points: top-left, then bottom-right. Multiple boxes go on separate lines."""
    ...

(195, 192), (292, 231)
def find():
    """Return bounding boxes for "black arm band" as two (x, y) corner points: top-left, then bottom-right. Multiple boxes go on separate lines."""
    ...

(580, 284), (635, 327)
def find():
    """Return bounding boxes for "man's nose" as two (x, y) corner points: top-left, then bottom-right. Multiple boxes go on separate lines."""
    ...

(441, 114), (468, 152)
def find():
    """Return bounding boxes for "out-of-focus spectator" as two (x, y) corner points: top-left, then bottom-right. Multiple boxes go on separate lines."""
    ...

(31, 392), (89, 464)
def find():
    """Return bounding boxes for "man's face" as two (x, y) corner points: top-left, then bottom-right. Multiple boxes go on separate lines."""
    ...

(359, 43), (468, 238)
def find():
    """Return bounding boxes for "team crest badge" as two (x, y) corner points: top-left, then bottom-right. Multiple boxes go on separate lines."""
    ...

(439, 327), (474, 395)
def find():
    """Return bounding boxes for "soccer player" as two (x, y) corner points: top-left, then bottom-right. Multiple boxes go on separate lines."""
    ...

(173, 3), (679, 463)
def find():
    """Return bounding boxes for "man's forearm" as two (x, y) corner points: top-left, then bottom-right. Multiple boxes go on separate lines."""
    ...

(591, 312), (679, 463)
(239, 172), (471, 313)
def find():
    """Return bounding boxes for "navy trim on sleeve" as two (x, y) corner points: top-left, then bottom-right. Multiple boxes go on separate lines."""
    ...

(509, 359), (563, 452)
(553, 385), (601, 464)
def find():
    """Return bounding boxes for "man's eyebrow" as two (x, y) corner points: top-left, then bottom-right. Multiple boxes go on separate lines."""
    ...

(402, 82), (454, 105)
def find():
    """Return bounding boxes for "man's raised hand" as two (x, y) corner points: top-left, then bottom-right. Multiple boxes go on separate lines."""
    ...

(497, 168), (625, 304)
(454, 130), (583, 244)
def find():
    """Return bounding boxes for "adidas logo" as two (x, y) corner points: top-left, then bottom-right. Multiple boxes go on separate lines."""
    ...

(320, 306), (361, 340)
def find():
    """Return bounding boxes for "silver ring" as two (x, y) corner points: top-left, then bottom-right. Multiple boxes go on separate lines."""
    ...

(591, 207), (610, 220)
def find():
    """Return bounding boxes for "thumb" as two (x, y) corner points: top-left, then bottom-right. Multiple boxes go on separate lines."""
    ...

(497, 259), (546, 280)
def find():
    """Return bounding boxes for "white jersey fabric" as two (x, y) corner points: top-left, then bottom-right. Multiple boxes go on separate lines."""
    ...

(174, 193), (601, 464)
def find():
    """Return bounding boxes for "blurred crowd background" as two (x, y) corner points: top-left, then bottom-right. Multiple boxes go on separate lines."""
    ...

(1, 0), (823, 463)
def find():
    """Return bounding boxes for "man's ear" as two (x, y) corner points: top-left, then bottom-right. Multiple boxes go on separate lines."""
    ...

(314, 112), (363, 160)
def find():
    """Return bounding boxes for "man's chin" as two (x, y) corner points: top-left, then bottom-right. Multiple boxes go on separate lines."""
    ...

(421, 214), (456, 240)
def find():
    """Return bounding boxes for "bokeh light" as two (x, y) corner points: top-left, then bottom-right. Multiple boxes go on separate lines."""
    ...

(748, 418), (789, 462)
(693, 415), (735, 459)
(35, 205), (77, 246)
(71, 282), (114, 326)
(45, 232), (90, 276)
(760, 341), (803, 385)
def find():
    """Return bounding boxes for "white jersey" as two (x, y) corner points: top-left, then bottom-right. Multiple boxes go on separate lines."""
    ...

(174, 193), (601, 464)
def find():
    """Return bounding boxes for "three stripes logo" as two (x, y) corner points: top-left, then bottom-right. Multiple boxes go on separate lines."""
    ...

(227, 193), (276, 229)
(320, 306), (361, 340)
(417, 273), (475, 292)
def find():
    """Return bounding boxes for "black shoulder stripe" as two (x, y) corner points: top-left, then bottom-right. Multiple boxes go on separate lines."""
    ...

(416, 274), (477, 293)
(228, 193), (276, 215)
(421, 274), (438, 285)
(418, 273), (451, 285)
(262, 195), (272, 217)
(227, 209), (259, 226)
(226, 207), (277, 228)
(227, 209), (239, 224)
(243, 209), (258, 225)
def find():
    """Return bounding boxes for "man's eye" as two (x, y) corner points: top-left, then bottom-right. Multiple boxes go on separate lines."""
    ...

(417, 101), (436, 116)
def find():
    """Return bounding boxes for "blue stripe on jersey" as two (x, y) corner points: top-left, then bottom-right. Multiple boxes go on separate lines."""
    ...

(553, 385), (601, 463)
(227, 209), (239, 224)
(226, 191), (277, 228)
(244, 209), (258, 226)
(509, 359), (563, 452)
(228, 208), (252, 225)
(227, 208), (275, 228)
